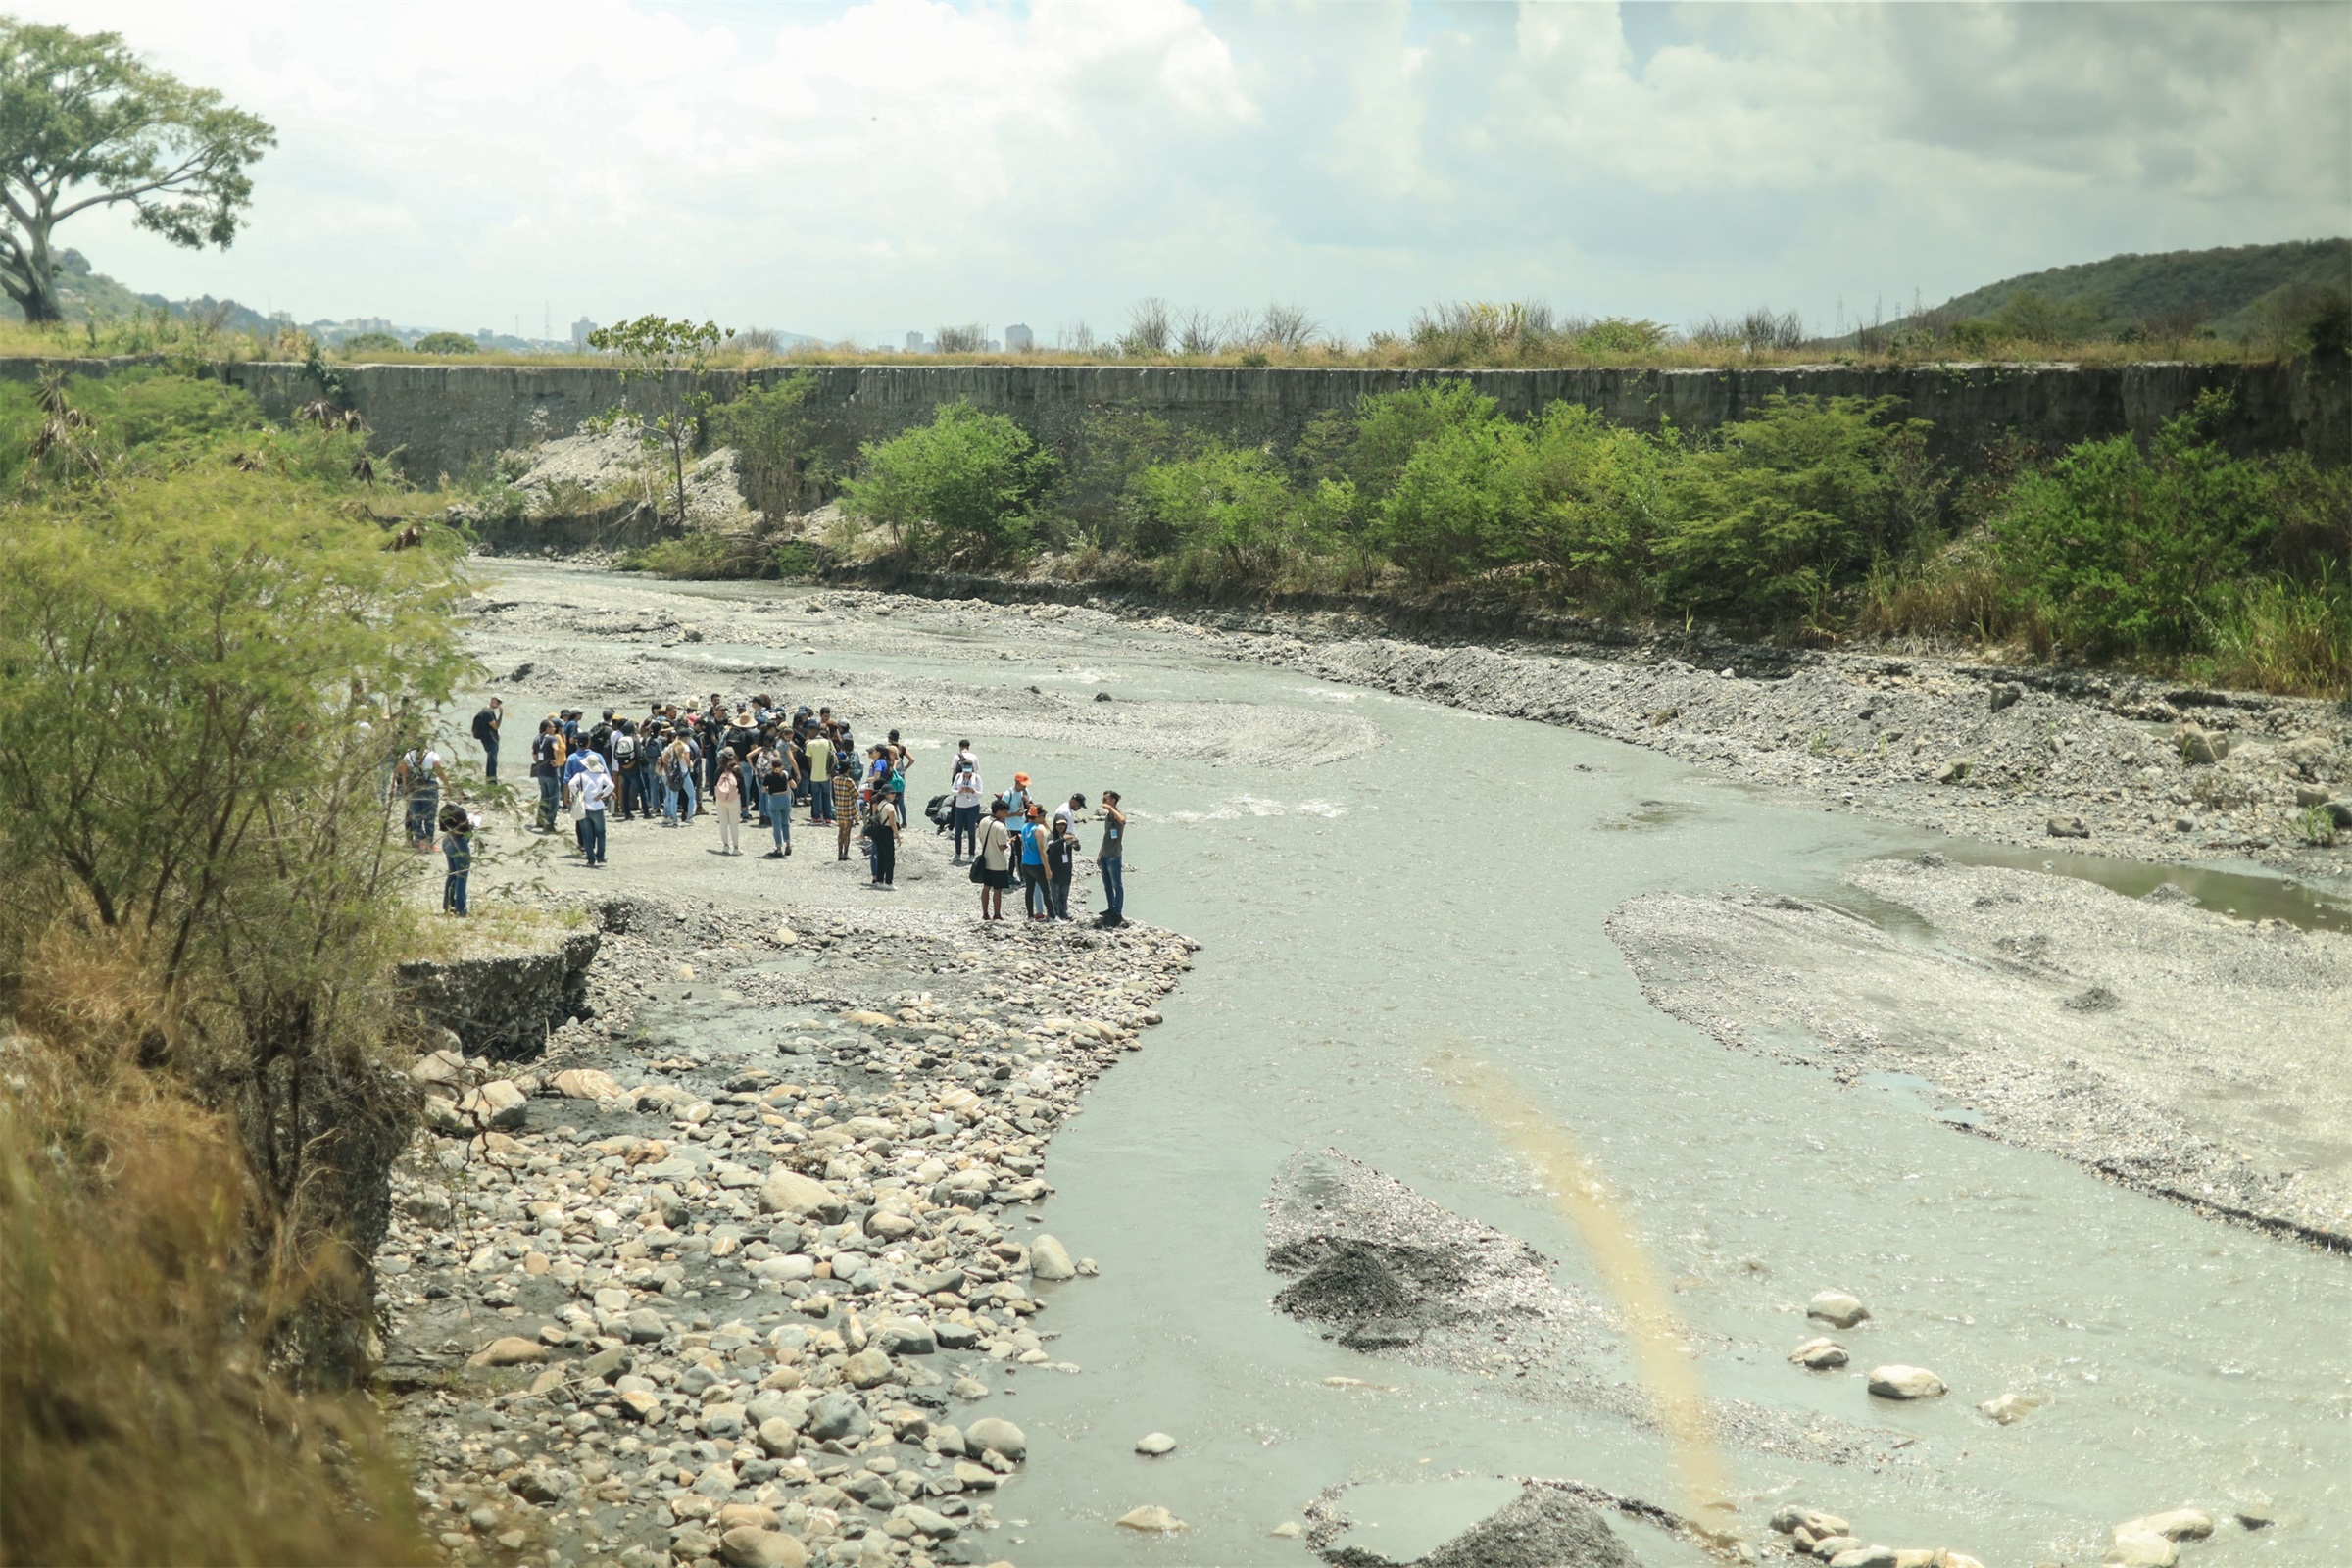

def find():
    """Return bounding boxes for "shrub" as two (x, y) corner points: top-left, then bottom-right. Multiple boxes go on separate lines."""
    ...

(1656, 395), (1942, 623)
(1042, 409), (1183, 552)
(340, 330), (403, 354)
(415, 330), (479, 354)
(1377, 414), (1529, 584)
(710, 370), (829, 517)
(1987, 393), (2294, 660)
(840, 402), (1054, 564)
(1129, 442), (1320, 593)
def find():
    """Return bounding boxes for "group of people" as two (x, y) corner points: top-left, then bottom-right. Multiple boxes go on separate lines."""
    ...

(455, 696), (1130, 926)
(946, 746), (1128, 925)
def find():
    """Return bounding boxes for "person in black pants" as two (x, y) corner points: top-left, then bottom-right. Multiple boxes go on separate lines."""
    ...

(865, 801), (899, 887)
(471, 697), (502, 779)
(1045, 816), (1075, 920)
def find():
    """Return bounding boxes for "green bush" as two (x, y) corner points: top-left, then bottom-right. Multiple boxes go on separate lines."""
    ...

(339, 330), (403, 355)
(1656, 395), (1941, 622)
(1042, 408), (1184, 552)
(1987, 393), (2300, 659)
(415, 331), (478, 355)
(1128, 442), (1339, 593)
(840, 402), (1054, 564)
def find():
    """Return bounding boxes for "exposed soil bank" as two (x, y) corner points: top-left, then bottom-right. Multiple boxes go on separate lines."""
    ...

(1609, 857), (2352, 1247)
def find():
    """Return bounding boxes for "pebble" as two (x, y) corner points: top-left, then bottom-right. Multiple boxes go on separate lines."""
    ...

(1116, 1505), (1186, 1532)
(716, 1526), (808, 1568)
(2117, 1509), (2214, 1542)
(1134, 1431), (1176, 1456)
(1271, 1520), (1302, 1538)
(1866, 1364), (1947, 1399)
(466, 1335), (548, 1368)
(1807, 1291), (1871, 1329)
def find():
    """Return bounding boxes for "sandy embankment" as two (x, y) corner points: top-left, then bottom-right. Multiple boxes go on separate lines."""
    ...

(1608, 855), (2352, 1247)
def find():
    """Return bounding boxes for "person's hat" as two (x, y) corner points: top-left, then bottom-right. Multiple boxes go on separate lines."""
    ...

(584, 753), (607, 770)
(1013, 772), (1030, 785)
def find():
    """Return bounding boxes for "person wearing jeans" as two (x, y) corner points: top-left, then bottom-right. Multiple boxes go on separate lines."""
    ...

(763, 760), (795, 857)
(1095, 790), (1126, 926)
(575, 754), (612, 866)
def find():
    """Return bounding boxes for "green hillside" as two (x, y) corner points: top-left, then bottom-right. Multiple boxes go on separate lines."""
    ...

(1931, 238), (2349, 338)
(18, 249), (276, 336)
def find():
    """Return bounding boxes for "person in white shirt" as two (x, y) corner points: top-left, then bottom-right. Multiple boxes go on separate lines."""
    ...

(573, 753), (613, 866)
(396, 746), (444, 850)
(949, 740), (984, 862)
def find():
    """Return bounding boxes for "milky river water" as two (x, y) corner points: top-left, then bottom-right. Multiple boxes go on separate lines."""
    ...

(511, 569), (2351, 1566)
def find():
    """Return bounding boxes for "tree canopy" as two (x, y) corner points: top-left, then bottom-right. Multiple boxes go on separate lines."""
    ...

(0, 20), (273, 322)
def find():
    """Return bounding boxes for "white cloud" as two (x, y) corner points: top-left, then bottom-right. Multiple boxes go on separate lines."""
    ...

(27, 0), (2348, 339)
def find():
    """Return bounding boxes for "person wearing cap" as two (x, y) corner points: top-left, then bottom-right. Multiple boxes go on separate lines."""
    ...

(1004, 772), (1032, 822)
(1045, 813), (1076, 920)
(1096, 789), (1126, 926)
(1055, 792), (1086, 833)
(949, 741), (983, 862)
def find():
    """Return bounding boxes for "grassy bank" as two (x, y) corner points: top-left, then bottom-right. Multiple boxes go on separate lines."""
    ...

(649, 378), (2350, 699)
(0, 368), (468, 1563)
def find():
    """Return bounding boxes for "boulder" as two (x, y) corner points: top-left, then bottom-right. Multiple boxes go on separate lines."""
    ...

(1135, 1432), (1176, 1456)
(1029, 1234), (1076, 1281)
(804, 1390), (869, 1443)
(2106, 1533), (2179, 1568)
(466, 1336), (548, 1368)
(964, 1416), (1026, 1461)
(1977, 1390), (2048, 1424)
(717, 1527), (808, 1568)
(1788, 1336), (1849, 1369)
(1867, 1364), (1947, 1399)
(844, 1348), (894, 1389)
(553, 1067), (621, 1101)
(1116, 1506), (1186, 1533)
(2117, 1510), (2213, 1543)
(759, 1167), (847, 1224)
(1807, 1291), (1871, 1329)
(2047, 815), (2091, 838)
(457, 1079), (528, 1132)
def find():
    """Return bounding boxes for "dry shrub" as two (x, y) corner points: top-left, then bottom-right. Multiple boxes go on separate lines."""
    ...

(0, 931), (430, 1568)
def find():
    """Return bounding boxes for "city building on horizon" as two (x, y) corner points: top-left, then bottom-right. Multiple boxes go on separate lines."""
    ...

(1004, 322), (1033, 352)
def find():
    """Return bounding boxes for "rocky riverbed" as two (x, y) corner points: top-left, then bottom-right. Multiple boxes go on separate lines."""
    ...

(380, 866), (1194, 1568)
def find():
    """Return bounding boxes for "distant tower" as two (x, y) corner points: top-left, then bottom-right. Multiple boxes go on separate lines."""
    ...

(572, 317), (596, 351)
(1004, 323), (1034, 352)
(905, 330), (926, 353)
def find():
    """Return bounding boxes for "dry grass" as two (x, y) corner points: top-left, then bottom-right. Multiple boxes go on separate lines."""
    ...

(0, 316), (2280, 373)
(0, 929), (432, 1568)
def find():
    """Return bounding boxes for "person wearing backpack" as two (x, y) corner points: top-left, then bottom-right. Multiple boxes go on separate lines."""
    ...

(761, 751), (796, 858)
(470, 697), (502, 780)
(864, 792), (899, 887)
(398, 745), (445, 851)
(1017, 804), (1050, 920)
(612, 721), (641, 818)
(974, 798), (1013, 921)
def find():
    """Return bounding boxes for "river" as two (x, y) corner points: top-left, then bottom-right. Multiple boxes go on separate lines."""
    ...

(485, 565), (2351, 1566)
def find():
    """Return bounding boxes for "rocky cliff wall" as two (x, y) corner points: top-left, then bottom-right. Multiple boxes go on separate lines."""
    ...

(9, 353), (2343, 483)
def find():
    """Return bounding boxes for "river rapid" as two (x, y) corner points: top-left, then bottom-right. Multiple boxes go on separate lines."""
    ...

(477, 565), (2351, 1567)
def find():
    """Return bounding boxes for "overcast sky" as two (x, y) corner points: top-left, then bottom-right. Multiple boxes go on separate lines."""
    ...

(34, 0), (2352, 344)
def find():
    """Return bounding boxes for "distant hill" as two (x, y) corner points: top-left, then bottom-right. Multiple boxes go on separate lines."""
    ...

(18, 248), (279, 335)
(1930, 238), (2350, 337)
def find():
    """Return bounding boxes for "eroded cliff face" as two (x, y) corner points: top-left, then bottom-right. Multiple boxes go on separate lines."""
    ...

(169, 355), (2352, 486)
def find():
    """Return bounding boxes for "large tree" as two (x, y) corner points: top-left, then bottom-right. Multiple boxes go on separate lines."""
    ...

(0, 21), (273, 323)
